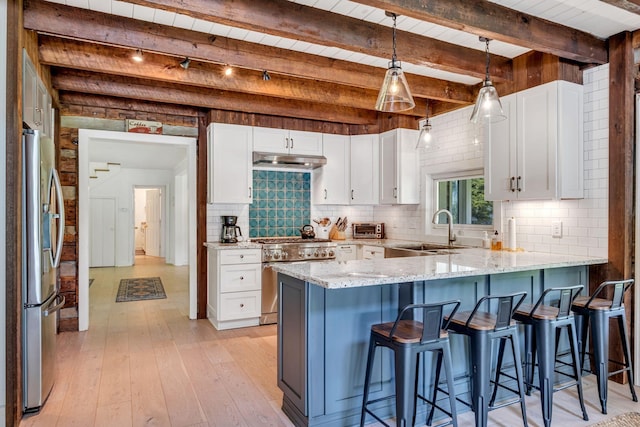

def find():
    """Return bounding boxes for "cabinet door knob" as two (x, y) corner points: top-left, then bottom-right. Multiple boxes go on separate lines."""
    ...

(240, 303), (244, 308)
(240, 276), (244, 280)
(239, 255), (244, 259)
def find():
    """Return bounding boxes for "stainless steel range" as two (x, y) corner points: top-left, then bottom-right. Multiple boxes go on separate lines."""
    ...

(251, 237), (337, 324)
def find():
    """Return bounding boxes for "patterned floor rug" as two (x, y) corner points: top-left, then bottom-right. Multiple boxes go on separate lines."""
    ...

(590, 412), (640, 427)
(116, 277), (166, 302)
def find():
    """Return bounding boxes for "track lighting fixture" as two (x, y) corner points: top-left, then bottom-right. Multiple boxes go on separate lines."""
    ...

(224, 65), (233, 76)
(262, 70), (271, 81)
(132, 49), (143, 63)
(470, 37), (506, 124)
(179, 57), (191, 69)
(375, 12), (415, 112)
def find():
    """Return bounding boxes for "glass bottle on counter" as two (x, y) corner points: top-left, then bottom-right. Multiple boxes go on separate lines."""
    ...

(491, 230), (502, 251)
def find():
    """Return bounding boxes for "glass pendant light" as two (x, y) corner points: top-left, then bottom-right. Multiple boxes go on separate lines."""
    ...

(416, 100), (434, 150)
(375, 13), (415, 112)
(469, 37), (506, 124)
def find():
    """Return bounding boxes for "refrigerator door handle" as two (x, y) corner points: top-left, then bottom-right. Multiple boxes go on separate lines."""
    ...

(43, 294), (65, 317)
(51, 168), (65, 268)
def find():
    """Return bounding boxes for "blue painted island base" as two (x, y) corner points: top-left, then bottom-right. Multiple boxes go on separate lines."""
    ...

(277, 266), (589, 427)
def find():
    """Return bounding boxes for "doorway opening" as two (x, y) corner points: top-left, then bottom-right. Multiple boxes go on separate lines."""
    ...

(134, 187), (163, 261)
(78, 129), (197, 331)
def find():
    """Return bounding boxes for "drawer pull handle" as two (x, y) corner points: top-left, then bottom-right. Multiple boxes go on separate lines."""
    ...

(240, 255), (244, 259)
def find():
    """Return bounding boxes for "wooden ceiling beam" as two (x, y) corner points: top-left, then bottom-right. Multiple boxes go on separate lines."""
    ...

(600, 0), (640, 15)
(351, 0), (608, 64)
(51, 69), (383, 125)
(59, 92), (202, 118)
(38, 36), (431, 114)
(24, 0), (476, 103)
(116, 0), (512, 81)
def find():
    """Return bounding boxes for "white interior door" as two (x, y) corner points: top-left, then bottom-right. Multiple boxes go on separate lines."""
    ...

(145, 189), (161, 257)
(89, 198), (115, 267)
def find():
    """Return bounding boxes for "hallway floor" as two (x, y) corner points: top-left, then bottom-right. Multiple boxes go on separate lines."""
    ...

(19, 256), (640, 426)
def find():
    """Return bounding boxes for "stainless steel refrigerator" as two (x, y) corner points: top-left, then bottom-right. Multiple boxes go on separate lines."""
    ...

(22, 129), (65, 414)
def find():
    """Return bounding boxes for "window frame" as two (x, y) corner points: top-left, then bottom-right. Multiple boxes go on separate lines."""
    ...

(431, 169), (494, 232)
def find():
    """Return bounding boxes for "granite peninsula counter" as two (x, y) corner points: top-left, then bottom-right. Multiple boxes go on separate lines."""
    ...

(273, 249), (606, 427)
(270, 248), (606, 288)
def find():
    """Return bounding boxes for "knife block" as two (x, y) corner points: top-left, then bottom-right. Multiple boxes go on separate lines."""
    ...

(329, 225), (346, 240)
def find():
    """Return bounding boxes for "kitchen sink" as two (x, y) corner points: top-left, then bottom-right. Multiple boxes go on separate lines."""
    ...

(394, 243), (467, 251)
(384, 243), (467, 258)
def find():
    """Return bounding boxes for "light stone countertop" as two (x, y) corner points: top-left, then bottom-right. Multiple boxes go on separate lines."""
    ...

(203, 241), (262, 250)
(270, 248), (607, 289)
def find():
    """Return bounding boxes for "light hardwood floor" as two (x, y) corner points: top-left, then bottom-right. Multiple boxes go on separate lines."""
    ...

(19, 256), (639, 427)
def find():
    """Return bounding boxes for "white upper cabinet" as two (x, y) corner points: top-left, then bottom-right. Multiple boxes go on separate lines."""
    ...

(208, 123), (253, 204)
(253, 127), (323, 156)
(313, 134), (350, 205)
(23, 50), (53, 138)
(484, 80), (584, 201)
(379, 128), (420, 204)
(350, 134), (379, 205)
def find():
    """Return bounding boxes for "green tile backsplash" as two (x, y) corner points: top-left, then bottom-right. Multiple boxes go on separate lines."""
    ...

(249, 170), (311, 237)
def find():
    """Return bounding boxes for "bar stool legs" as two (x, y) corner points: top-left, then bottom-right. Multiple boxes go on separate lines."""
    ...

(511, 285), (588, 427)
(360, 302), (460, 427)
(572, 279), (638, 415)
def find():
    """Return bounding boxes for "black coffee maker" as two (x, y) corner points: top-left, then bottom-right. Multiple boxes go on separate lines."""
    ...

(221, 215), (243, 243)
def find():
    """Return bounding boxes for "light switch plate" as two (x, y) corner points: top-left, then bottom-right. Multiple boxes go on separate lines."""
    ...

(552, 221), (562, 238)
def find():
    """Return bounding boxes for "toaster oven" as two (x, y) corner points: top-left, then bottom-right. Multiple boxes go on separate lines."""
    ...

(352, 223), (385, 239)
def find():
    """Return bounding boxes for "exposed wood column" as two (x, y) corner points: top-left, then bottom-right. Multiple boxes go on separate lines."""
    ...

(607, 31), (635, 281)
(197, 113), (207, 319)
(592, 31), (636, 383)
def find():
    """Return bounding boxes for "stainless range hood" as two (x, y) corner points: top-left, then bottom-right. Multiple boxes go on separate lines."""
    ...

(252, 151), (327, 169)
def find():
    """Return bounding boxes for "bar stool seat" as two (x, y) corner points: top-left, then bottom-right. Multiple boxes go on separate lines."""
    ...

(360, 301), (461, 427)
(509, 286), (588, 427)
(445, 292), (528, 427)
(571, 279), (638, 414)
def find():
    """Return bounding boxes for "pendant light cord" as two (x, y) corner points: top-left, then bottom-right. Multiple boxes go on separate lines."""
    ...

(484, 37), (491, 82)
(391, 13), (398, 64)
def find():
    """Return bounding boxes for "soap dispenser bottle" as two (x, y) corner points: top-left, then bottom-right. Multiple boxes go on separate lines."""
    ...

(482, 231), (491, 249)
(491, 230), (502, 251)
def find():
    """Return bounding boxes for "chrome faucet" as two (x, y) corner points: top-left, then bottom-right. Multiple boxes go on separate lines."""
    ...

(432, 209), (457, 245)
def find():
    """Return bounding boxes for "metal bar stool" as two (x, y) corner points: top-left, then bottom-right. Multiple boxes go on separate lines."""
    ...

(503, 285), (588, 427)
(360, 301), (461, 427)
(446, 292), (528, 427)
(571, 279), (638, 414)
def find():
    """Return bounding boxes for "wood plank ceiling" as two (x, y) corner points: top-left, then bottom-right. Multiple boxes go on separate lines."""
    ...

(24, 0), (640, 126)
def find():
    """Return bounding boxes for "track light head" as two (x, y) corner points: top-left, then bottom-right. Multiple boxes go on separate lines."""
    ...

(179, 57), (191, 69)
(262, 70), (271, 81)
(132, 49), (143, 62)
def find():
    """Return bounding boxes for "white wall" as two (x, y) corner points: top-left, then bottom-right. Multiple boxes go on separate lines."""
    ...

(173, 158), (188, 265)
(90, 168), (175, 266)
(0, 0), (7, 422)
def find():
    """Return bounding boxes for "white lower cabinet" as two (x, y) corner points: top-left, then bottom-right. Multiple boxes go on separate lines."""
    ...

(207, 247), (262, 330)
(360, 245), (385, 260)
(335, 244), (357, 261)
